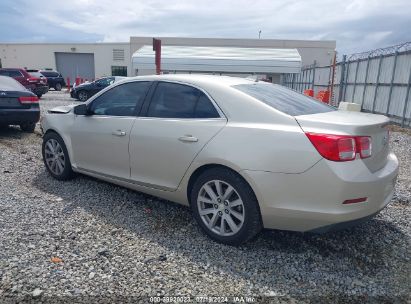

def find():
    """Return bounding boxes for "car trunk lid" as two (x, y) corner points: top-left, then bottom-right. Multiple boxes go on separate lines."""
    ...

(295, 111), (390, 172)
(0, 91), (26, 109)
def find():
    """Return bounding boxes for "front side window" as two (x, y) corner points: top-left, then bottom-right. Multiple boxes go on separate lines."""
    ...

(233, 83), (336, 116)
(147, 82), (219, 119)
(89, 81), (151, 116)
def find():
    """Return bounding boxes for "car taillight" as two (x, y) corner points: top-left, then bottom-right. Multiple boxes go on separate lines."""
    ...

(19, 96), (39, 104)
(356, 136), (372, 158)
(27, 77), (39, 83)
(305, 133), (372, 162)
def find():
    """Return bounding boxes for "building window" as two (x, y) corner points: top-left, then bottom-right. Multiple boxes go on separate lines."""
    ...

(111, 66), (127, 76)
(113, 49), (125, 61)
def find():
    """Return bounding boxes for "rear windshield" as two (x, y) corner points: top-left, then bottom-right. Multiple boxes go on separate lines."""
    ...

(0, 75), (27, 91)
(29, 72), (44, 78)
(232, 83), (336, 116)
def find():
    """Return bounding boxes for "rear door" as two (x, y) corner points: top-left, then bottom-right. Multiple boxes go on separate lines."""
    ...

(129, 81), (226, 190)
(70, 81), (152, 179)
(41, 71), (55, 86)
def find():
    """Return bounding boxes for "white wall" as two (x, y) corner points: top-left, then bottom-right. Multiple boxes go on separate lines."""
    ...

(130, 37), (336, 68)
(0, 37), (336, 80)
(0, 43), (131, 78)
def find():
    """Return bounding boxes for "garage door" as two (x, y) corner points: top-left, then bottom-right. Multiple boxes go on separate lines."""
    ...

(55, 52), (95, 84)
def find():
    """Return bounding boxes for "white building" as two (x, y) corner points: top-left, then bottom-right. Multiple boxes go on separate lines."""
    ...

(0, 37), (335, 84)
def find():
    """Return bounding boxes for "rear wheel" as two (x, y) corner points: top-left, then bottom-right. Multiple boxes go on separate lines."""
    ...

(190, 168), (262, 245)
(42, 132), (75, 180)
(20, 122), (36, 132)
(78, 90), (88, 102)
(55, 83), (62, 91)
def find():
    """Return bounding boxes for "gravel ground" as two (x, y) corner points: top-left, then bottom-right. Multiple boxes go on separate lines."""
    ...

(0, 91), (410, 303)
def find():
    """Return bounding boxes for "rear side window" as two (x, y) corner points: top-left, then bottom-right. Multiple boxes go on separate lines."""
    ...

(147, 82), (219, 119)
(0, 76), (26, 91)
(41, 71), (54, 77)
(233, 83), (335, 116)
(8, 70), (23, 77)
(96, 77), (114, 86)
(29, 72), (44, 78)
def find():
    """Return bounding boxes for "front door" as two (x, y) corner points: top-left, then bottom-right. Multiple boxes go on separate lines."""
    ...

(70, 81), (152, 179)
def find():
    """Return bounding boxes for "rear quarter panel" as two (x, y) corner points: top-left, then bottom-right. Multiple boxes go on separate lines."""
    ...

(194, 121), (322, 174)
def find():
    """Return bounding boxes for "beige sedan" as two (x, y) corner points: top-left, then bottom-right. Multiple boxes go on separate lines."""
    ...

(41, 74), (398, 245)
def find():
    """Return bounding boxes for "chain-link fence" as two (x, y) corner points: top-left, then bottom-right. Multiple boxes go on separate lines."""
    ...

(282, 42), (411, 127)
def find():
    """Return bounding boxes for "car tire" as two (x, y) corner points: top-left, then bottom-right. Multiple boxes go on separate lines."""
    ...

(20, 122), (36, 132)
(42, 132), (75, 180)
(55, 83), (62, 91)
(190, 168), (262, 245)
(78, 90), (88, 102)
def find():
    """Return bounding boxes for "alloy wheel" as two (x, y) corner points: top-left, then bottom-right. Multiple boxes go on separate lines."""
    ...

(78, 91), (88, 101)
(197, 180), (245, 236)
(44, 139), (65, 176)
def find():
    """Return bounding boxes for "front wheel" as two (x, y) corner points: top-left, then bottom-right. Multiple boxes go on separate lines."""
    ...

(190, 168), (262, 245)
(42, 132), (75, 180)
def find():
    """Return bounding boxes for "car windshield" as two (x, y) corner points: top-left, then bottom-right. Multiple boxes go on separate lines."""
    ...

(0, 75), (27, 91)
(232, 82), (336, 116)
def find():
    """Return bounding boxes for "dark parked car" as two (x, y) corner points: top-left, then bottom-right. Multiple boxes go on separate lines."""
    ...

(28, 70), (65, 91)
(70, 76), (125, 101)
(0, 75), (40, 132)
(0, 68), (48, 98)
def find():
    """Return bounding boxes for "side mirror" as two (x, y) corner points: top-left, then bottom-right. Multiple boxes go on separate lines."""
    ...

(74, 104), (91, 115)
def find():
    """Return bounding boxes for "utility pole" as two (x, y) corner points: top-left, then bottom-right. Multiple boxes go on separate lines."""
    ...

(258, 30), (261, 39)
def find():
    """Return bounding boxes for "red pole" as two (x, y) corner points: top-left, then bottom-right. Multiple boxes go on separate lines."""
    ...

(153, 38), (161, 75)
(66, 77), (70, 92)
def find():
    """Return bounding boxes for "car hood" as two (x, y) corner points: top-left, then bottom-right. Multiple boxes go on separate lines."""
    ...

(48, 105), (76, 114)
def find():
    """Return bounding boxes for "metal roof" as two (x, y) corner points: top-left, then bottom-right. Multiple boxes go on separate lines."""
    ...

(132, 45), (302, 74)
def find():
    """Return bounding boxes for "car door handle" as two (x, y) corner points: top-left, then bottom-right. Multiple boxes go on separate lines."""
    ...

(178, 135), (198, 143)
(112, 130), (126, 136)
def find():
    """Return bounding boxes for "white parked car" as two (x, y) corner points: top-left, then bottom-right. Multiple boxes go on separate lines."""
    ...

(41, 75), (398, 245)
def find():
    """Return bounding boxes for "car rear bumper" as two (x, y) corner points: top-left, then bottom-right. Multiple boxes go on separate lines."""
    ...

(0, 108), (40, 124)
(242, 152), (399, 232)
(33, 85), (49, 95)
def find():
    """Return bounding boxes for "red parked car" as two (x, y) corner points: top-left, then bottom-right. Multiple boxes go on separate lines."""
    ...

(0, 68), (49, 98)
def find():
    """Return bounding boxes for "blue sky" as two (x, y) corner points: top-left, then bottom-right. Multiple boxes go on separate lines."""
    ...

(1, 0), (410, 55)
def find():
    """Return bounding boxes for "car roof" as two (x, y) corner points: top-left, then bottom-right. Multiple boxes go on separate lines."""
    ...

(119, 74), (254, 89)
(0, 68), (25, 71)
